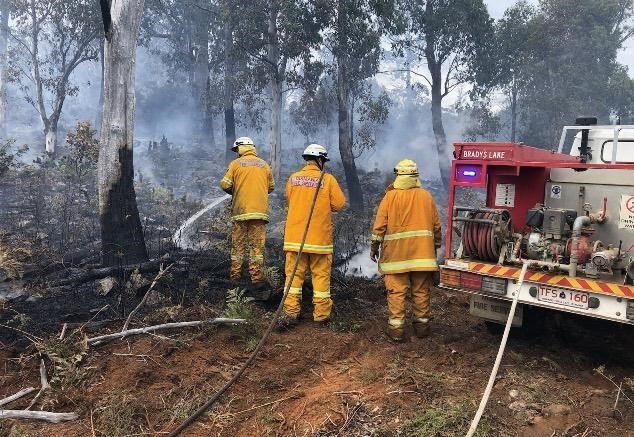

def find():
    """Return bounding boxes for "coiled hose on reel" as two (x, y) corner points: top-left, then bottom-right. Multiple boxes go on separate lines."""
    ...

(456, 208), (512, 262)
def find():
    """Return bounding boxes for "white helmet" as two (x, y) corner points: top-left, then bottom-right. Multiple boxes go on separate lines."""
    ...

(232, 136), (254, 151)
(302, 143), (330, 161)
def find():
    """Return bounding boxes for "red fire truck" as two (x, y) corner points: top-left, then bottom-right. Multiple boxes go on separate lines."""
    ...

(438, 118), (634, 326)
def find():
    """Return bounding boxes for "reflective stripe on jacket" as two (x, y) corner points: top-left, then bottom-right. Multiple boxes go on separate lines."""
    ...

(372, 185), (441, 274)
(283, 163), (346, 254)
(220, 151), (275, 222)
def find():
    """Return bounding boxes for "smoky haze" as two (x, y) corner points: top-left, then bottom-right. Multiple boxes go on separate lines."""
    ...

(4, 0), (634, 196)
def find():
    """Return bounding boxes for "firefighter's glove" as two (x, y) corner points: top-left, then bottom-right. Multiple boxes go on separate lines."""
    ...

(370, 242), (380, 263)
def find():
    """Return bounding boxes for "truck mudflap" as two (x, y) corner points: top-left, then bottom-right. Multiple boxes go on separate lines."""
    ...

(469, 294), (524, 327)
(439, 261), (634, 325)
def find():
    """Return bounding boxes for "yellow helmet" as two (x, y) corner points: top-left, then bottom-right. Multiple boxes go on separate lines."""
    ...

(394, 159), (419, 176)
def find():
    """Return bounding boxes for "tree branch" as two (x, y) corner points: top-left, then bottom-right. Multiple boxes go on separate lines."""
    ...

(0, 410), (78, 423)
(376, 68), (432, 87)
(121, 264), (173, 332)
(0, 388), (37, 408)
(87, 318), (247, 346)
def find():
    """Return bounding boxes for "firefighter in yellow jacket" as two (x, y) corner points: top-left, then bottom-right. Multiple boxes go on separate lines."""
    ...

(370, 159), (441, 341)
(220, 137), (275, 292)
(279, 144), (346, 327)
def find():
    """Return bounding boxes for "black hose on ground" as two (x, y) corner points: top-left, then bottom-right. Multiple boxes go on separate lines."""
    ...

(167, 165), (327, 436)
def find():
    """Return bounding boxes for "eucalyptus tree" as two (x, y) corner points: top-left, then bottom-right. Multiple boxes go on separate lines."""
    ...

(144, 0), (216, 151)
(98, 0), (148, 266)
(10, 0), (101, 154)
(405, 0), (493, 186)
(225, 0), (325, 180)
(322, 0), (402, 210)
(519, 0), (634, 146)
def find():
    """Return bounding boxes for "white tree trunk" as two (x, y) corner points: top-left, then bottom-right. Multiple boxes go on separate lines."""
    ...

(45, 127), (57, 154)
(0, 0), (8, 140)
(97, 0), (148, 266)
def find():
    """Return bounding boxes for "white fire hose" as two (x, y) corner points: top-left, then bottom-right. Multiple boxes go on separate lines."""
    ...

(465, 261), (530, 437)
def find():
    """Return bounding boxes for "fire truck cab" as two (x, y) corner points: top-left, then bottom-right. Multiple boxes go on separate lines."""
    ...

(439, 118), (634, 326)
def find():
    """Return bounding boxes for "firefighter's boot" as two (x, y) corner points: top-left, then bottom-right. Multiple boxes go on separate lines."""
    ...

(276, 312), (298, 331)
(387, 324), (405, 342)
(413, 318), (430, 338)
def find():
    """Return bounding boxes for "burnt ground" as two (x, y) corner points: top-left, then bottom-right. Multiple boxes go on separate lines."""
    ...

(1, 277), (634, 437)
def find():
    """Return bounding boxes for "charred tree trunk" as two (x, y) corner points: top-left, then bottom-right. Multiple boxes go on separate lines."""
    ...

(0, 0), (8, 140)
(336, 2), (364, 211)
(336, 65), (364, 210)
(267, 0), (282, 180)
(223, 21), (236, 164)
(98, 0), (148, 267)
(191, 1), (213, 150)
(428, 62), (449, 186)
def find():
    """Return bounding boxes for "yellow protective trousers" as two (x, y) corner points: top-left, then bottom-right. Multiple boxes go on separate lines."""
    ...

(230, 220), (266, 283)
(384, 271), (433, 330)
(282, 252), (333, 321)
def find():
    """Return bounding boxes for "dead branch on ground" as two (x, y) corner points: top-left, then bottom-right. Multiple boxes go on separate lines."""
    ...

(0, 410), (78, 423)
(122, 263), (173, 332)
(0, 387), (36, 407)
(87, 318), (246, 346)
(26, 359), (49, 410)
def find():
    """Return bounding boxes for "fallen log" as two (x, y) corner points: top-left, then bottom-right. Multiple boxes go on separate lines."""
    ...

(22, 246), (101, 279)
(47, 258), (172, 288)
(0, 388), (36, 408)
(87, 318), (246, 345)
(0, 410), (78, 423)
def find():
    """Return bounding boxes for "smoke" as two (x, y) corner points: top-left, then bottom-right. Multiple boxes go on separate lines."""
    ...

(339, 248), (379, 278)
(5, 29), (472, 194)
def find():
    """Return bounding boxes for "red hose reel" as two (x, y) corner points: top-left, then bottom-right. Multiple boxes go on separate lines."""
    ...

(454, 208), (513, 262)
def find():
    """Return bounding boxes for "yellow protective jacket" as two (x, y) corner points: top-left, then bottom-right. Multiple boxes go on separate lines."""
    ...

(372, 184), (441, 274)
(284, 163), (346, 254)
(220, 151), (275, 222)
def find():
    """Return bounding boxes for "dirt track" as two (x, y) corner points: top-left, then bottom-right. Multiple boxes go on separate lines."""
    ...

(1, 282), (633, 436)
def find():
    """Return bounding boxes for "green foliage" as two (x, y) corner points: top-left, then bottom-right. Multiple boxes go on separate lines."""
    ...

(35, 336), (89, 389)
(223, 287), (261, 351)
(403, 402), (491, 437)
(484, 0), (634, 145)
(9, 0), (101, 152)
(224, 287), (254, 317)
(405, 0), (495, 92)
(57, 121), (99, 181)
